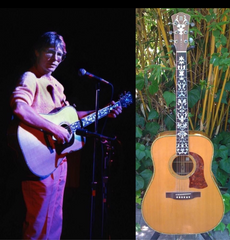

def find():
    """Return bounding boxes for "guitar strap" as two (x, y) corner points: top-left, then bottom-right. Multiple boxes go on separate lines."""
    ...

(43, 131), (54, 153)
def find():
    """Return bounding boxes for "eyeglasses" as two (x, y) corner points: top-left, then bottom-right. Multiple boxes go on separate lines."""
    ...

(43, 49), (66, 61)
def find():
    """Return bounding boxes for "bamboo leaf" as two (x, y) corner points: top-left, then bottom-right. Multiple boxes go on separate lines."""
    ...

(140, 169), (153, 189)
(136, 175), (144, 191)
(226, 223), (230, 235)
(188, 88), (200, 108)
(148, 109), (159, 120)
(219, 158), (230, 174)
(217, 145), (229, 159)
(214, 222), (226, 232)
(163, 91), (176, 106)
(216, 168), (229, 186)
(223, 193), (230, 213)
(148, 79), (159, 94)
(225, 81), (230, 91)
(136, 143), (146, 161)
(136, 127), (142, 138)
(164, 113), (176, 130)
(215, 89), (228, 104)
(145, 121), (160, 135)
(136, 75), (145, 90)
(136, 113), (145, 127)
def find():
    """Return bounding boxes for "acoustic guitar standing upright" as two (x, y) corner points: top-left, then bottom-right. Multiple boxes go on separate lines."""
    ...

(141, 12), (224, 235)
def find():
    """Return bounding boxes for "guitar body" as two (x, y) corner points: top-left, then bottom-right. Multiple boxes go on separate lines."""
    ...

(7, 106), (85, 178)
(142, 131), (224, 234)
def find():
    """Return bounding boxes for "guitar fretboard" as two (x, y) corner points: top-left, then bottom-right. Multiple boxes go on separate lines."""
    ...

(176, 51), (189, 155)
(70, 101), (121, 132)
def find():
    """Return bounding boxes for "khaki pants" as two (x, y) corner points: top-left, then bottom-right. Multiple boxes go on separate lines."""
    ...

(22, 158), (67, 240)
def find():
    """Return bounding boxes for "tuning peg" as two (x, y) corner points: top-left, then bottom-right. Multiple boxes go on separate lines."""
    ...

(189, 37), (194, 44)
(171, 45), (176, 53)
(173, 20), (179, 25)
(187, 45), (195, 52)
(169, 30), (179, 35)
(190, 22), (195, 27)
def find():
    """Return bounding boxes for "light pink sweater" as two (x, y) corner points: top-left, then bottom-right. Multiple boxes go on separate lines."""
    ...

(10, 71), (67, 114)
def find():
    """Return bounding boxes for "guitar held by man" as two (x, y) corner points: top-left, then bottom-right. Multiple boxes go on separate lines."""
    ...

(8, 92), (132, 178)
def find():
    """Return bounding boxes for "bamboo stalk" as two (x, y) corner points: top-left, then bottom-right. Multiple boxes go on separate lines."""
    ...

(210, 66), (230, 137)
(189, 116), (194, 130)
(136, 9), (149, 119)
(205, 66), (219, 135)
(224, 104), (229, 131)
(215, 103), (225, 136)
(139, 9), (152, 66)
(155, 8), (176, 83)
(200, 29), (215, 132)
(202, 25), (210, 81)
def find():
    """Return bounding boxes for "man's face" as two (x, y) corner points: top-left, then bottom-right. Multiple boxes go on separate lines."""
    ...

(36, 46), (64, 73)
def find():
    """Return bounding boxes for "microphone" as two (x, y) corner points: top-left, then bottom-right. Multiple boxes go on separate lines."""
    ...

(78, 68), (110, 84)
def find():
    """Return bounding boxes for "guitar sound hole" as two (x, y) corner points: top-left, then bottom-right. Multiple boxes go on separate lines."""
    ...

(172, 156), (193, 176)
(61, 124), (72, 134)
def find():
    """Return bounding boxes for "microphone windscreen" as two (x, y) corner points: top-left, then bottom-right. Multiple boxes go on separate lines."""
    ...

(78, 68), (86, 76)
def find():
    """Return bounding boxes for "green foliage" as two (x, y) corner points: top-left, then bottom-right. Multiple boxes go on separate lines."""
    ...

(212, 131), (230, 190)
(136, 223), (141, 232)
(214, 193), (230, 234)
(214, 222), (226, 232)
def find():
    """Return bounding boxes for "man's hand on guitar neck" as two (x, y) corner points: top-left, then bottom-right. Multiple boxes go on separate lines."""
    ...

(108, 101), (122, 118)
(77, 101), (122, 119)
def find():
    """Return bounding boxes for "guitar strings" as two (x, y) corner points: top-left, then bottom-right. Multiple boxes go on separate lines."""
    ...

(175, 155), (192, 192)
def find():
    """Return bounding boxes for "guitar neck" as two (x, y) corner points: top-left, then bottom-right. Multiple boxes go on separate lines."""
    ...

(70, 101), (121, 131)
(176, 51), (189, 155)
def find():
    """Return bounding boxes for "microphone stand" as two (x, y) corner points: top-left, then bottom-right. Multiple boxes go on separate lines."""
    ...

(90, 82), (100, 240)
(78, 68), (115, 239)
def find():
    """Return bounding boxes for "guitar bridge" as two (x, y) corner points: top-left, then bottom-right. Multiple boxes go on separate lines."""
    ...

(166, 192), (201, 200)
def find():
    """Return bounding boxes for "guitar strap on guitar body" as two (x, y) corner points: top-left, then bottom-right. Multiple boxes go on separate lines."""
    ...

(43, 131), (54, 154)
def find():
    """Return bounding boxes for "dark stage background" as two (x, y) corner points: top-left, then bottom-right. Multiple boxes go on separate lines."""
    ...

(0, 8), (135, 239)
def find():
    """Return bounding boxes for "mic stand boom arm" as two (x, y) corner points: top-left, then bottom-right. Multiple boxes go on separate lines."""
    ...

(75, 128), (116, 142)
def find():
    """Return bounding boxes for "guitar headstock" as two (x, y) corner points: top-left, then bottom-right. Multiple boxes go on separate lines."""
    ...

(171, 12), (191, 52)
(119, 91), (133, 108)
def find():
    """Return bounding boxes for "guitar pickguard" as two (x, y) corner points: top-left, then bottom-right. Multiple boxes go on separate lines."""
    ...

(189, 152), (208, 189)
